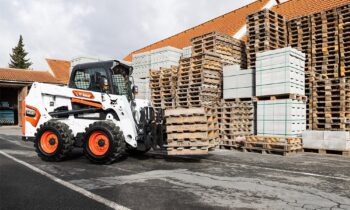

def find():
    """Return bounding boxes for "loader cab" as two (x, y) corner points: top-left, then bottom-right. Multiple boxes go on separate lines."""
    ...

(69, 60), (134, 101)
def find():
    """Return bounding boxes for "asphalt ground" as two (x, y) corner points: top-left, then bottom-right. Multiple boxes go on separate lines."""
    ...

(1, 126), (350, 210)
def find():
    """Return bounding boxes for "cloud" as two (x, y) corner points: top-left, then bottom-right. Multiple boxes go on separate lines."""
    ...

(0, 0), (256, 69)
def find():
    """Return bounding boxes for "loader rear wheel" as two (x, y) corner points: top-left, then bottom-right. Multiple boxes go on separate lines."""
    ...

(84, 121), (126, 164)
(34, 121), (74, 161)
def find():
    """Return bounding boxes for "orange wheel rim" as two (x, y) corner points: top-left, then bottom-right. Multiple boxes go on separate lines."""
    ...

(88, 131), (110, 156)
(40, 131), (58, 154)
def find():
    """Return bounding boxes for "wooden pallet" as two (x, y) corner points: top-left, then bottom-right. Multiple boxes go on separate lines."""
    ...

(243, 136), (303, 156)
(243, 147), (302, 156)
(191, 31), (247, 68)
(245, 136), (302, 144)
(252, 94), (307, 102)
(303, 148), (350, 156)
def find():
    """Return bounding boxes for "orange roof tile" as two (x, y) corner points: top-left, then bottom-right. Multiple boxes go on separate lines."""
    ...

(124, 0), (349, 62)
(123, 0), (270, 61)
(0, 68), (64, 84)
(272, 0), (349, 19)
(46, 59), (71, 84)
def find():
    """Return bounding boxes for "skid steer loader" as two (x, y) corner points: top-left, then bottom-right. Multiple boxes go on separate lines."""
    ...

(22, 60), (165, 164)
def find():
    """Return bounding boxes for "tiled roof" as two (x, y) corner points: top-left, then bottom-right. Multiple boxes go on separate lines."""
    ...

(46, 59), (71, 84)
(124, 0), (349, 62)
(0, 68), (64, 84)
(272, 0), (349, 19)
(123, 0), (271, 61)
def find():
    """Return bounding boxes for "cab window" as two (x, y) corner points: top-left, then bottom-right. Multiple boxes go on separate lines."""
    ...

(73, 68), (107, 92)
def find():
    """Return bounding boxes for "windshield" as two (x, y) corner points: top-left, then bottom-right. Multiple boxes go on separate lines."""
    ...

(111, 67), (132, 101)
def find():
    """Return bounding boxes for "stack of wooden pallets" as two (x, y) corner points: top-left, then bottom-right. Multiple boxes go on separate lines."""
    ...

(312, 76), (350, 131)
(149, 69), (161, 109)
(246, 9), (287, 70)
(176, 57), (191, 108)
(218, 100), (254, 150)
(160, 66), (178, 109)
(310, 8), (340, 78)
(338, 4), (350, 77)
(191, 32), (247, 68)
(176, 52), (222, 108)
(150, 67), (178, 109)
(244, 136), (303, 156)
(205, 105), (220, 147)
(287, 16), (313, 129)
(285, 3), (350, 132)
(164, 107), (219, 155)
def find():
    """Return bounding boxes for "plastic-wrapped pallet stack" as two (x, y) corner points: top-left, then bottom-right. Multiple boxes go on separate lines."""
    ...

(255, 47), (307, 137)
(257, 100), (306, 137)
(240, 47), (306, 156)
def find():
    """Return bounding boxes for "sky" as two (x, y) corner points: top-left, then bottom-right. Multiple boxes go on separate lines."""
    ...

(0, 0), (256, 69)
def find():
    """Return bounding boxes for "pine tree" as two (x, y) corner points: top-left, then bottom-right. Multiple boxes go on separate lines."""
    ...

(9, 35), (33, 69)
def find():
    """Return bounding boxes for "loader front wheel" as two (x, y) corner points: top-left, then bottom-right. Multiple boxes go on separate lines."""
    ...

(34, 121), (74, 161)
(84, 121), (126, 164)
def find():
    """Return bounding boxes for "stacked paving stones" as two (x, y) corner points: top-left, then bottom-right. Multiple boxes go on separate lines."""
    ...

(191, 31), (247, 68)
(247, 9), (287, 70)
(248, 47), (306, 155)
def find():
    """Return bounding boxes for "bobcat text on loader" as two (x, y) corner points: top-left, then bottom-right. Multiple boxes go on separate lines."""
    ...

(22, 60), (164, 164)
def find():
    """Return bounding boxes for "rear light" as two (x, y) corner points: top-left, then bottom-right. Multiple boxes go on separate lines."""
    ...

(25, 108), (36, 117)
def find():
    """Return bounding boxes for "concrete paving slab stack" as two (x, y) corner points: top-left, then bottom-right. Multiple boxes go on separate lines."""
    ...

(255, 47), (307, 137)
(303, 131), (350, 155)
(223, 65), (253, 99)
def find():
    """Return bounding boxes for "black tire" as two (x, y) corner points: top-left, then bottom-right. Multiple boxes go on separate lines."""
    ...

(83, 121), (126, 164)
(34, 120), (74, 161)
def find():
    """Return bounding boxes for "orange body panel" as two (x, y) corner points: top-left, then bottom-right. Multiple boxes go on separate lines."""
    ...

(71, 98), (103, 108)
(73, 90), (95, 99)
(25, 105), (41, 127)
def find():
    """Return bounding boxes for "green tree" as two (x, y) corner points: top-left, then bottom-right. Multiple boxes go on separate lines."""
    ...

(9, 35), (32, 69)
